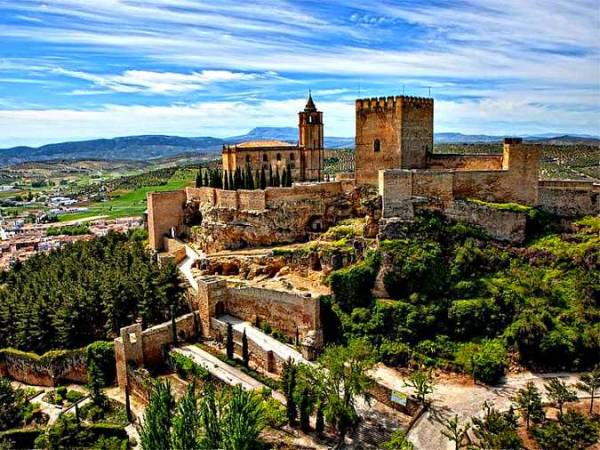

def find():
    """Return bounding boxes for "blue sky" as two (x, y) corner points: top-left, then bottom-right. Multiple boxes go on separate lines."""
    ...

(0, 0), (598, 147)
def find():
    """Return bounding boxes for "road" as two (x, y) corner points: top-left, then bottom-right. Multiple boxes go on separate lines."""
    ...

(370, 366), (583, 450)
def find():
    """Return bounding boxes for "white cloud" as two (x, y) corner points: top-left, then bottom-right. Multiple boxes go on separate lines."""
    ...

(51, 69), (272, 94)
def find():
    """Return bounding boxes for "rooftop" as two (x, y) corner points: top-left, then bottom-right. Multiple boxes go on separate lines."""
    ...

(230, 139), (296, 149)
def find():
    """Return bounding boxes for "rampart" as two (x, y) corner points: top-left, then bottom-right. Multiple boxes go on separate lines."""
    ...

(114, 312), (200, 392)
(149, 181), (357, 252)
(194, 276), (322, 360)
(537, 180), (599, 216)
(0, 348), (87, 386)
(426, 153), (503, 170)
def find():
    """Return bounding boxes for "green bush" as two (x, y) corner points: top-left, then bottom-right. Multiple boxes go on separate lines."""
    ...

(0, 428), (42, 449)
(168, 351), (210, 381)
(532, 411), (599, 450)
(86, 342), (116, 387)
(328, 251), (380, 311)
(448, 298), (500, 339)
(379, 340), (411, 367)
(454, 340), (507, 385)
(66, 390), (83, 404)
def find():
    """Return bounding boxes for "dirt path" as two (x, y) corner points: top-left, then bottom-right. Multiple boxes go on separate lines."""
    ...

(370, 367), (583, 450)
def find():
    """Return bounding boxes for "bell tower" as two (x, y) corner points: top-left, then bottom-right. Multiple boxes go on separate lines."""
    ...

(298, 91), (324, 181)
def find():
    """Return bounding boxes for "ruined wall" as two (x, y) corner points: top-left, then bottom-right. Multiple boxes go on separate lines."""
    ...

(215, 189), (239, 209)
(426, 154), (503, 170)
(185, 187), (215, 205)
(115, 312), (200, 391)
(147, 190), (187, 251)
(238, 190), (267, 210)
(442, 200), (528, 243)
(452, 170), (515, 203)
(225, 284), (320, 340)
(355, 96), (433, 185)
(537, 180), (599, 216)
(0, 348), (87, 386)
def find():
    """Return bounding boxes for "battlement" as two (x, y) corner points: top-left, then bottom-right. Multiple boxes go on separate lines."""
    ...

(356, 95), (433, 111)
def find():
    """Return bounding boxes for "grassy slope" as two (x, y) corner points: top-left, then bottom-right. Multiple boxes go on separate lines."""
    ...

(59, 172), (194, 221)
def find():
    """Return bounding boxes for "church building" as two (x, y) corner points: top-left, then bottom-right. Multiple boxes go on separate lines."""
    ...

(222, 93), (324, 183)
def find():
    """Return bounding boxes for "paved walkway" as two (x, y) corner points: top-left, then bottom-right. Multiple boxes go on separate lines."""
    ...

(177, 245), (203, 291)
(370, 366), (583, 450)
(173, 345), (286, 403)
(218, 314), (305, 363)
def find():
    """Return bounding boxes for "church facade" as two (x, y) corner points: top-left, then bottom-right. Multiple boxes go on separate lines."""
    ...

(222, 93), (324, 183)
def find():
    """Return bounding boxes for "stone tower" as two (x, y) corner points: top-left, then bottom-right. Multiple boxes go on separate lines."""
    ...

(298, 92), (324, 181)
(355, 95), (434, 185)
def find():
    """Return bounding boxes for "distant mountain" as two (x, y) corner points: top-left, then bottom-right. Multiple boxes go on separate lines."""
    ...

(0, 135), (225, 165)
(0, 128), (596, 166)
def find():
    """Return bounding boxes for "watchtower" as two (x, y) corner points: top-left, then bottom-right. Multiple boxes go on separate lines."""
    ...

(298, 92), (324, 181)
(355, 95), (434, 185)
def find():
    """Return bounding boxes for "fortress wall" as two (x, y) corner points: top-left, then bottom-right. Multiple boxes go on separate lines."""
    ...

(186, 187), (216, 205)
(215, 189), (239, 209)
(238, 189), (267, 211)
(442, 200), (527, 243)
(264, 182), (343, 206)
(147, 190), (187, 251)
(224, 284), (320, 339)
(426, 154), (503, 170)
(452, 170), (515, 203)
(538, 182), (599, 216)
(410, 171), (454, 204)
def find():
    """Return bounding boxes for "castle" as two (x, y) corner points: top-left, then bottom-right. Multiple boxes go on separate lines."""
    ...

(148, 93), (598, 253)
(222, 93), (324, 183)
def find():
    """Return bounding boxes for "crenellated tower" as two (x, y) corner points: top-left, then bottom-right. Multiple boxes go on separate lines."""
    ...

(298, 92), (324, 181)
(355, 95), (434, 185)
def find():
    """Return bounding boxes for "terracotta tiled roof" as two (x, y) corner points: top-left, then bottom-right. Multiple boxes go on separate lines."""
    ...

(234, 140), (295, 148)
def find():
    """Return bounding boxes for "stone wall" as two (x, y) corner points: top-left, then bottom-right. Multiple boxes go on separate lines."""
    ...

(443, 200), (528, 243)
(147, 190), (187, 251)
(0, 348), (87, 386)
(114, 312), (200, 392)
(426, 153), (503, 170)
(537, 180), (599, 216)
(367, 381), (421, 417)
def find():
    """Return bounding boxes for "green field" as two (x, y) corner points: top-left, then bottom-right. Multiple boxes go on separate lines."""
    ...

(59, 171), (195, 222)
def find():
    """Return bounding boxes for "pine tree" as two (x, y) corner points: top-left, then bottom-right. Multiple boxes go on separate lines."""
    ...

(242, 329), (249, 367)
(577, 366), (600, 415)
(514, 381), (544, 430)
(545, 378), (577, 417)
(226, 323), (234, 360)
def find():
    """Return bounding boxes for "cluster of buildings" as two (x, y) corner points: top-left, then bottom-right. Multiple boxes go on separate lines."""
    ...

(0, 217), (142, 269)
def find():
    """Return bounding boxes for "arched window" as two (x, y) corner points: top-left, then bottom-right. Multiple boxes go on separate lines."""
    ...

(245, 154), (251, 163)
(263, 154), (268, 162)
(373, 139), (381, 152)
(276, 153), (282, 161)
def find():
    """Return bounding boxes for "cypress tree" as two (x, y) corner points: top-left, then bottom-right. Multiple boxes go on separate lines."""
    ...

(299, 387), (311, 432)
(234, 167), (242, 190)
(195, 171), (202, 188)
(268, 165), (274, 187)
(171, 381), (200, 450)
(203, 170), (209, 187)
(281, 168), (288, 188)
(286, 163), (293, 186)
(275, 166), (281, 187)
(138, 380), (174, 450)
(315, 404), (325, 433)
(255, 170), (260, 190)
(260, 167), (267, 190)
(282, 358), (297, 425)
(228, 171), (234, 191)
(224, 171), (230, 190)
(226, 323), (234, 360)
(242, 329), (249, 367)
(246, 164), (255, 190)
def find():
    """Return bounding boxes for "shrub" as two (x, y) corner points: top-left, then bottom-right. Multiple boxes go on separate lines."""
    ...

(379, 340), (411, 367)
(66, 390), (83, 404)
(532, 410), (599, 450)
(86, 342), (116, 387)
(169, 351), (210, 381)
(448, 298), (500, 339)
(328, 251), (380, 311)
(454, 339), (507, 385)
(55, 386), (67, 398)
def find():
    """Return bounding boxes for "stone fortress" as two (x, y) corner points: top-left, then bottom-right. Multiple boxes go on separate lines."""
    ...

(129, 92), (598, 390)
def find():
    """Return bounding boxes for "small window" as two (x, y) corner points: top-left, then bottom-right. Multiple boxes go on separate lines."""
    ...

(276, 153), (282, 161)
(245, 154), (251, 163)
(290, 153), (295, 161)
(374, 139), (381, 152)
(263, 154), (268, 162)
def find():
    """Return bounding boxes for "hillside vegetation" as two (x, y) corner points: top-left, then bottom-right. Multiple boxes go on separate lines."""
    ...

(0, 231), (186, 353)
(325, 213), (599, 384)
